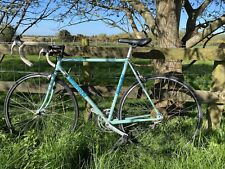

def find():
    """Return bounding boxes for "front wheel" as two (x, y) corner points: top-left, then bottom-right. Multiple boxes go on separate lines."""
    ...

(118, 76), (202, 148)
(4, 73), (79, 136)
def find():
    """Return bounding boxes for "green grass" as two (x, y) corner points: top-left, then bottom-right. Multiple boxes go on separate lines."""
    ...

(1, 117), (225, 169)
(1, 55), (224, 169)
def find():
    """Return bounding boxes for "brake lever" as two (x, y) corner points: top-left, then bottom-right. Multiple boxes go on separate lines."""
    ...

(39, 48), (56, 67)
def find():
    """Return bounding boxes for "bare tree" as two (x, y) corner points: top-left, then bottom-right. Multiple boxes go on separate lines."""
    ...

(0, 0), (59, 37)
(57, 0), (224, 75)
(59, 1), (224, 46)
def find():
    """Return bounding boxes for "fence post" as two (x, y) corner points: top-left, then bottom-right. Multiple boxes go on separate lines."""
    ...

(207, 43), (225, 130)
(81, 38), (92, 122)
(81, 38), (89, 46)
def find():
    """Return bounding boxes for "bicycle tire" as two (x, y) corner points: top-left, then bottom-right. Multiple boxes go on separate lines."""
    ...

(4, 73), (79, 136)
(118, 75), (203, 148)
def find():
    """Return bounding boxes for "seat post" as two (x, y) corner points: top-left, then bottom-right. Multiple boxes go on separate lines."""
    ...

(126, 45), (133, 58)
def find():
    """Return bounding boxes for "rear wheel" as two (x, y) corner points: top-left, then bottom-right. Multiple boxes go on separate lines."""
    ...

(4, 73), (79, 136)
(118, 76), (202, 148)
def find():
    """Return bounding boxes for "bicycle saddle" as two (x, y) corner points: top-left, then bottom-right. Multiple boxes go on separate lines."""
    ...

(118, 38), (152, 47)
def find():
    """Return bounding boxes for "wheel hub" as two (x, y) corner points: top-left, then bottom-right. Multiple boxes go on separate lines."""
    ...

(35, 109), (46, 116)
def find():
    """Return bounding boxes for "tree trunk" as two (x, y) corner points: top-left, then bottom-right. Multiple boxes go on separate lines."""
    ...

(154, 0), (183, 76)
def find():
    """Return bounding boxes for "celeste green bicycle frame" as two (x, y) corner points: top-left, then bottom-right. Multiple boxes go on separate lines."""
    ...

(38, 46), (163, 136)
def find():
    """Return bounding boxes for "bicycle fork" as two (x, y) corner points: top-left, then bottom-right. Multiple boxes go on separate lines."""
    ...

(35, 73), (57, 115)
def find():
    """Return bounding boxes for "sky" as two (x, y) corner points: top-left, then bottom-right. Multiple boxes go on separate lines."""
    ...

(19, 15), (188, 36)
(20, 20), (123, 36)
(21, 18), (189, 37)
(17, 1), (221, 36)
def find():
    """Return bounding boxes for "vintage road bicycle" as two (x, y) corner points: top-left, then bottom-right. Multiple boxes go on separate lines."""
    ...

(4, 38), (203, 145)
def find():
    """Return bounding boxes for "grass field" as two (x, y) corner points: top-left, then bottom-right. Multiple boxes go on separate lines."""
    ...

(1, 55), (225, 169)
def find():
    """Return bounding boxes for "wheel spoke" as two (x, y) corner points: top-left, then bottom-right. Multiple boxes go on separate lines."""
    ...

(4, 73), (78, 136)
(118, 76), (202, 149)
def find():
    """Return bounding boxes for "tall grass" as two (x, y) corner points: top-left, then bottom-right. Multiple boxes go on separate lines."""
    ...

(1, 121), (225, 168)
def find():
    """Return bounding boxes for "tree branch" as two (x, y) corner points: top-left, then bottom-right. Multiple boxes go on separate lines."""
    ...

(203, 29), (225, 48)
(186, 14), (225, 48)
(182, 0), (213, 45)
(124, 8), (140, 37)
(124, 0), (158, 36)
(20, 0), (58, 35)
(14, 1), (31, 33)
(183, 0), (193, 16)
(0, 0), (17, 24)
(195, 0), (212, 17)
